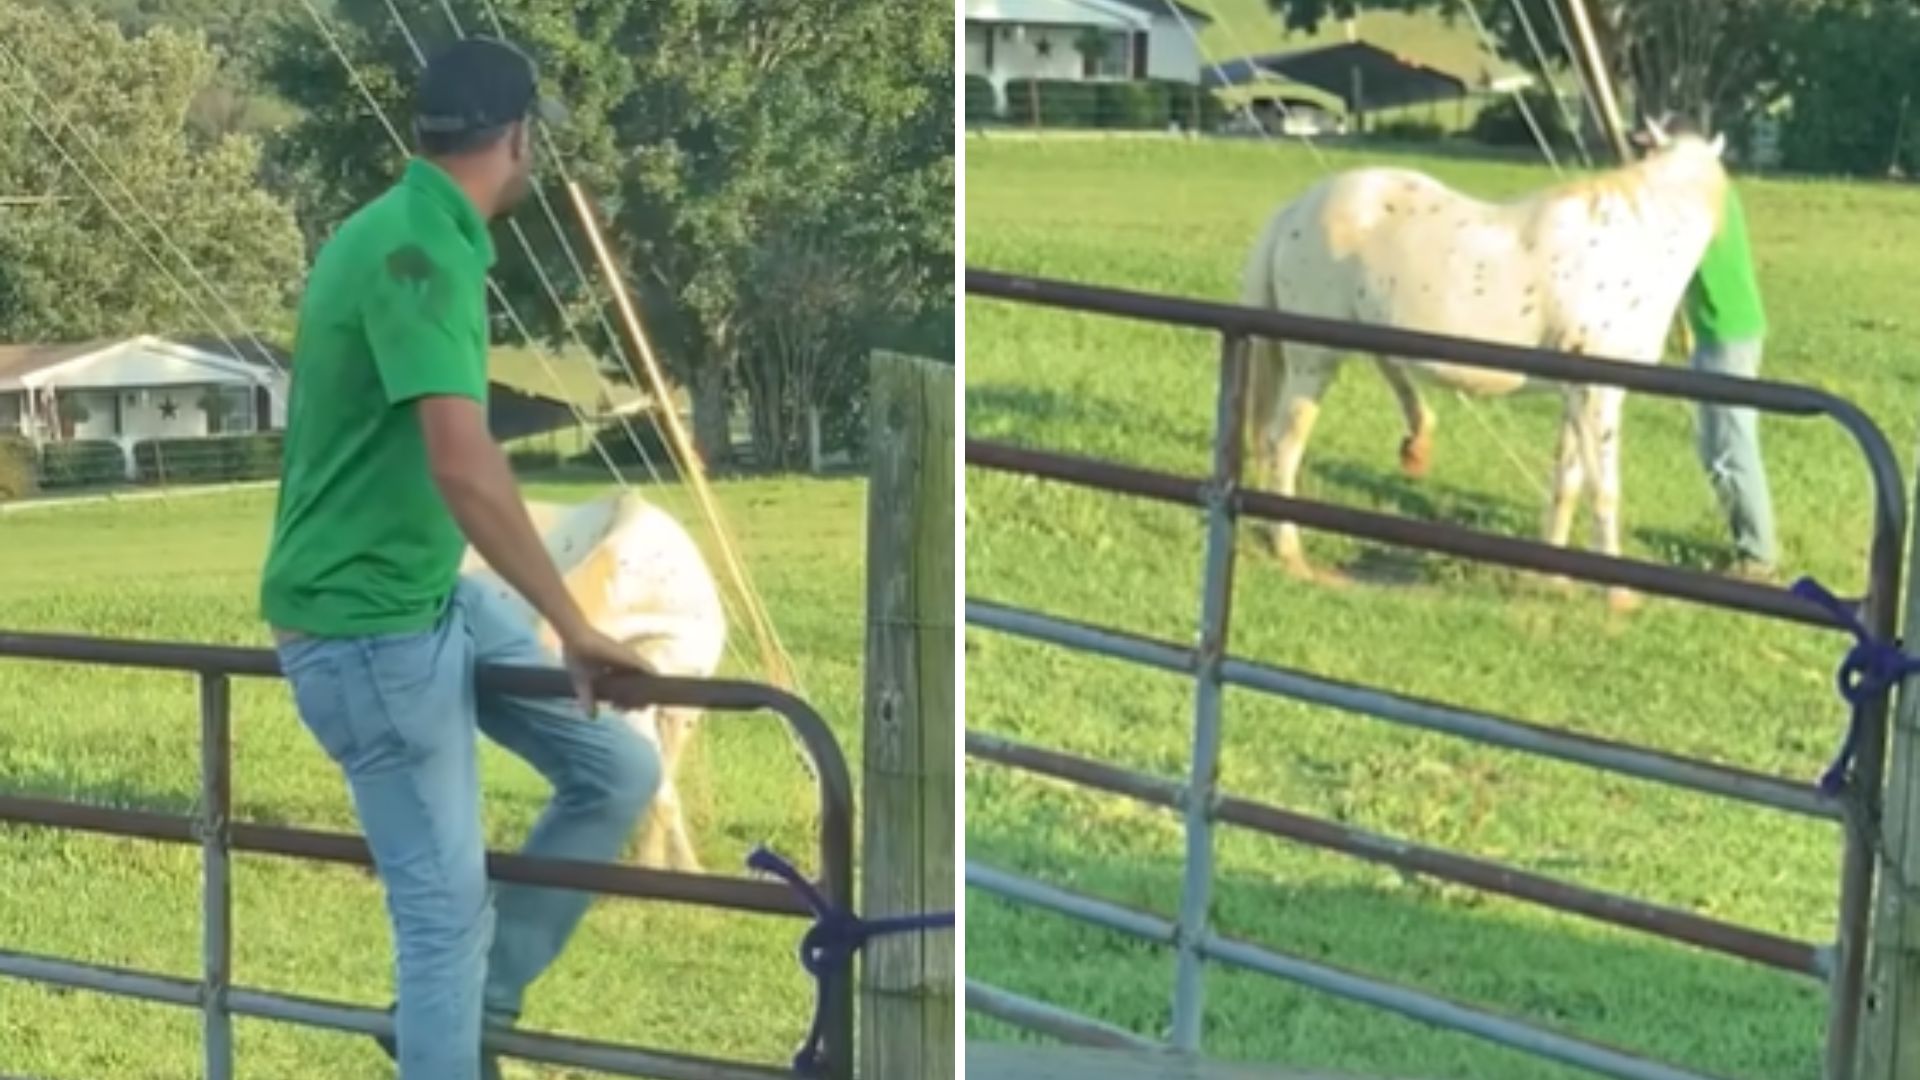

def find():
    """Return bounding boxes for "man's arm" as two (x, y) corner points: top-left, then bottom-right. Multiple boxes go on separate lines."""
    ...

(414, 394), (593, 645)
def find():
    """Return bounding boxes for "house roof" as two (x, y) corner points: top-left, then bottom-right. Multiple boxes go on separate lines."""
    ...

(965, 0), (1210, 29)
(1103, 0), (1211, 24)
(1203, 41), (1468, 109)
(172, 334), (293, 371)
(0, 341), (115, 385)
(4, 336), (283, 392)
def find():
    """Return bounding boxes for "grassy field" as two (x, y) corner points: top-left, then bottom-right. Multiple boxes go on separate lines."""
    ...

(0, 472), (868, 1078)
(963, 136), (1920, 1079)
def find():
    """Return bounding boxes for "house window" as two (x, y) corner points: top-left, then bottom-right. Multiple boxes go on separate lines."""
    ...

(1079, 29), (1132, 80)
(965, 21), (991, 75)
(0, 393), (18, 435)
(205, 385), (256, 434)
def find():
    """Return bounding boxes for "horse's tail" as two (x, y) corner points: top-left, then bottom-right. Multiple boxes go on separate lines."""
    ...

(1240, 205), (1294, 463)
(1240, 204), (1288, 309)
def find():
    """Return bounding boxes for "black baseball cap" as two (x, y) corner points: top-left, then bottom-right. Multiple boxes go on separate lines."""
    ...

(414, 36), (567, 143)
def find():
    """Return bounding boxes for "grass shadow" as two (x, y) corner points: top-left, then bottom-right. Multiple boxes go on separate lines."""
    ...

(1307, 460), (1535, 539)
(966, 816), (1824, 1080)
(1239, 459), (1539, 589)
(968, 385), (1145, 438)
(0, 756), (327, 844)
(1630, 525), (1732, 574)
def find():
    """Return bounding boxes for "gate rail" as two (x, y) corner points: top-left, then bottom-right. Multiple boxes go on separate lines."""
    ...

(963, 267), (1908, 1080)
(0, 631), (855, 1080)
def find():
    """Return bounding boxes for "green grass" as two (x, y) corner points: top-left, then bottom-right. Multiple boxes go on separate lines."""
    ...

(963, 138), (1920, 1078)
(0, 473), (867, 1078)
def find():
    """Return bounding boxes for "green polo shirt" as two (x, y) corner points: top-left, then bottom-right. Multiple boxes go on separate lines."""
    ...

(1683, 184), (1767, 345)
(259, 158), (495, 637)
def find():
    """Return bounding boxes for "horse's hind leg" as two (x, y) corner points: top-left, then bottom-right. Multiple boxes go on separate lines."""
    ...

(1541, 389), (1588, 594)
(1544, 389), (1587, 550)
(1584, 385), (1639, 613)
(1374, 358), (1435, 478)
(624, 702), (703, 872)
(1248, 342), (1339, 579)
(653, 707), (703, 872)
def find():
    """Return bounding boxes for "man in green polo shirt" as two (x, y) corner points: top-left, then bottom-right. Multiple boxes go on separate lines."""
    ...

(261, 38), (657, 1080)
(1662, 114), (1780, 579)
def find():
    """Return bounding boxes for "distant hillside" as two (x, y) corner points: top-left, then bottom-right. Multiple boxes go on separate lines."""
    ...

(1186, 0), (1525, 83)
(1181, 0), (1533, 123)
(489, 344), (649, 412)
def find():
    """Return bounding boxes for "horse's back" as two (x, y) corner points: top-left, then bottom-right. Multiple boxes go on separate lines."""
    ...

(459, 490), (728, 672)
(1248, 167), (1539, 392)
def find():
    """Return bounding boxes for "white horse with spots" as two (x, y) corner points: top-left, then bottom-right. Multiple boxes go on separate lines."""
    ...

(459, 491), (727, 872)
(1241, 120), (1729, 610)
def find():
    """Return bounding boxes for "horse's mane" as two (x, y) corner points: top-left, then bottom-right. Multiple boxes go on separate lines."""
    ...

(1532, 141), (1729, 231)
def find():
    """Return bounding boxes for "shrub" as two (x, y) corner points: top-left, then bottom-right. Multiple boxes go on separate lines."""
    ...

(231, 432), (284, 480)
(1373, 117), (1446, 142)
(1004, 79), (1100, 128)
(508, 447), (561, 471)
(40, 440), (126, 489)
(1157, 79), (1227, 133)
(0, 436), (36, 502)
(573, 417), (678, 478)
(965, 75), (997, 124)
(1469, 90), (1577, 153)
(132, 434), (283, 484)
(1098, 81), (1172, 129)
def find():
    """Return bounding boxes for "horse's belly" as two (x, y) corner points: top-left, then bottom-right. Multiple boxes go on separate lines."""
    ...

(1360, 271), (1542, 397)
(1411, 362), (1530, 396)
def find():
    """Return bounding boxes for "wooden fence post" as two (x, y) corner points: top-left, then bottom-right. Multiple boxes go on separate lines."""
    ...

(1855, 489), (1920, 1080)
(861, 350), (955, 1080)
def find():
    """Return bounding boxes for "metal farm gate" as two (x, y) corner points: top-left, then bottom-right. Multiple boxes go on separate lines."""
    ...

(962, 268), (1912, 1080)
(0, 634), (855, 1080)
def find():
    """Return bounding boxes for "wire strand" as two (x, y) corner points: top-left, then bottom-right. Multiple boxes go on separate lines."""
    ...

(428, 0), (795, 691)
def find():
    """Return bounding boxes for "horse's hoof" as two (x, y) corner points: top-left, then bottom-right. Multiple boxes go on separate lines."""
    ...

(1607, 587), (1643, 615)
(1256, 524), (1289, 560)
(1400, 434), (1432, 479)
(1315, 566), (1355, 589)
(1285, 556), (1351, 588)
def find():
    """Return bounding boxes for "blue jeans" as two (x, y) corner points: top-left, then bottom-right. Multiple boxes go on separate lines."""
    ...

(275, 578), (660, 1079)
(1691, 337), (1779, 567)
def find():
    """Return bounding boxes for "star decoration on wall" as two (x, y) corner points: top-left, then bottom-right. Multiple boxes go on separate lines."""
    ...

(159, 396), (178, 420)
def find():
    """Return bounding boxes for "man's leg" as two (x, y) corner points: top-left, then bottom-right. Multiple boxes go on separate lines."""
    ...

(276, 617), (495, 1080)
(453, 579), (662, 1024)
(1691, 337), (1779, 570)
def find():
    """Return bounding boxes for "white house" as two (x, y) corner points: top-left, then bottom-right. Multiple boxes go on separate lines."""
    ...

(964, 0), (1213, 108)
(0, 335), (288, 472)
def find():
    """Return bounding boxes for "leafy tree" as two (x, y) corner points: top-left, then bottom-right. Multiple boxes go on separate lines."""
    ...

(1775, 0), (1920, 176)
(261, 0), (952, 467)
(0, 3), (304, 346)
(57, 0), (308, 71)
(1267, 0), (1805, 141)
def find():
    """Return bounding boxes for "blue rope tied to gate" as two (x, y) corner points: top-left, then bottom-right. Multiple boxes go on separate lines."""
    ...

(1792, 577), (1920, 795)
(747, 845), (955, 1077)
